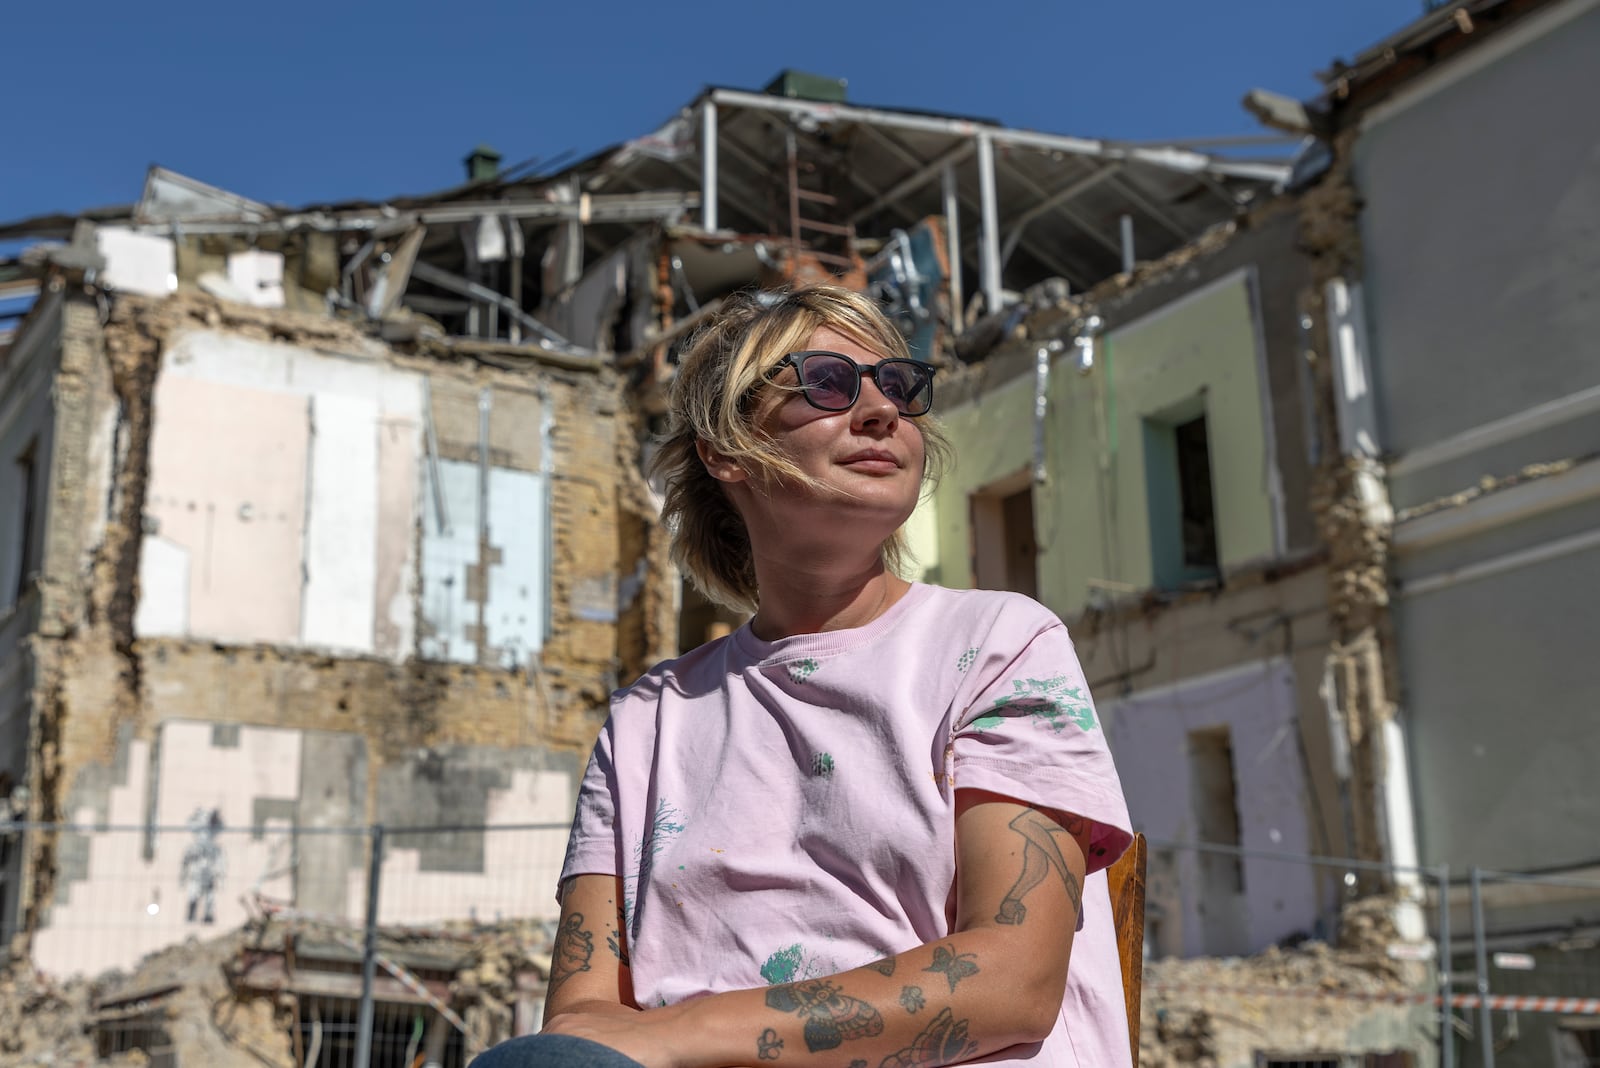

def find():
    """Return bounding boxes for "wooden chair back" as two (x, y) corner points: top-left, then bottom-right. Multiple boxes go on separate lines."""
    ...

(1105, 832), (1146, 1068)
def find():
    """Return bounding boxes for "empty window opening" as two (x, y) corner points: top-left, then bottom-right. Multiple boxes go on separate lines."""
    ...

(296, 995), (467, 1068)
(1143, 403), (1219, 589)
(12, 438), (41, 604)
(1174, 415), (1219, 572)
(1188, 726), (1244, 891)
(970, 474), (1038, 598)
(0, 829), (13, 955)
(1557, 1022), (1600, 1067)
(95, 1015), (176, 1068)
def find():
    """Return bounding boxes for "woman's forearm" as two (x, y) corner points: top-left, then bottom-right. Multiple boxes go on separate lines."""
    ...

(545, 924), (1066, 1068)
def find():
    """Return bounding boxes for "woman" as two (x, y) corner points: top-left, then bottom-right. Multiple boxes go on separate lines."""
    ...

(476, 285), (1132, 1068)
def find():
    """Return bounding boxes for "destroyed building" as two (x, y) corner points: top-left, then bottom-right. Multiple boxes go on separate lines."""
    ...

(2, 5), (1597, 1061)
(919, 0), (1600, 1064)
(0, 70), (1289, 1062)
(1303, 0), (1600, 1063)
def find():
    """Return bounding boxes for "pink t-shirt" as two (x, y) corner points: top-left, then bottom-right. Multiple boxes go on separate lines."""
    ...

(560, 583), (1134, 1068)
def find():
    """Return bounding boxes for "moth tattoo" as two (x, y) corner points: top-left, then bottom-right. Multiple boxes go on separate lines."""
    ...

(765, 979), (884, 1052)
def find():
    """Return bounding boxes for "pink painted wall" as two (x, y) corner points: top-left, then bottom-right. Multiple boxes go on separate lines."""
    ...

(142, 375), (308, 645)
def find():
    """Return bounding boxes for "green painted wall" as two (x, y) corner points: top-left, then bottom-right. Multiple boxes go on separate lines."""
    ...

(934, 272), (1276, 618)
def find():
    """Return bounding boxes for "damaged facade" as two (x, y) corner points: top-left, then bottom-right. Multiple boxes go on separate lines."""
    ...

(0, 68), (1287, 1063)
(926, 0), (1600, 1064)
(2, 3), (1597, 1061)
(1309, 1), (1600, 1064)
(0, 164), (694, 1044)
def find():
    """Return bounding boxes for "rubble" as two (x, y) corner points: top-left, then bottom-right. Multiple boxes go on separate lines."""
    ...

(0, 907), (555, 1067)
(1144, 934), (1431, 1068)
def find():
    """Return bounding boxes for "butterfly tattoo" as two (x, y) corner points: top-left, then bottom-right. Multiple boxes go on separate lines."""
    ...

(765, 979), (884, 1052)
(923, 944), (979, 993)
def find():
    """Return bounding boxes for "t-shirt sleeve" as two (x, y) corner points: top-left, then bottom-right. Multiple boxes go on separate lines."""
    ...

(556, 719), (623, 904)
(951, 615), (1133, 875)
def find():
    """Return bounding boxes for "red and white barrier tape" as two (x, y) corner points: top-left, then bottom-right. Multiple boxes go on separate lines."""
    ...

(1148, 982), (1600, 1015)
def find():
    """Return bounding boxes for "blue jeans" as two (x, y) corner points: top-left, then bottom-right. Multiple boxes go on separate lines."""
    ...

(470, 1034), (647, 1068)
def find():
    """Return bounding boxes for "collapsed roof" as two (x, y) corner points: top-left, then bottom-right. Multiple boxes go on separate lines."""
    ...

(0, 74), (1293, 363)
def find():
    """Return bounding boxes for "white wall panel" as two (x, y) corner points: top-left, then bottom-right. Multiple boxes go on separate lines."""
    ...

(141, 330), (425, 656)
(133, 536), (190, 638)
(165, 331), (423, 419)
(374, 415), (422, 659)
(419, 459), (482, 664)
(486, 468), (547, 666)
(301, 393), (380, 653)
(141, 376), (308, 645)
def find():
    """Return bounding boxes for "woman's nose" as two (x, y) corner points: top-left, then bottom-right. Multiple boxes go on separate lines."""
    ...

(851, 374), (900, 427)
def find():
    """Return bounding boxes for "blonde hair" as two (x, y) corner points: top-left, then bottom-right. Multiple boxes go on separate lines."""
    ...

(651, 285), (952, 613)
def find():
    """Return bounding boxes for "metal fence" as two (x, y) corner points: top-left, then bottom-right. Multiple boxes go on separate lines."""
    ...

(1137, 838), (1600, 1068)
(2, 819), (571, 1068)
(2, 822), (1597, 1068)
(1454, 867), (1600, 1068)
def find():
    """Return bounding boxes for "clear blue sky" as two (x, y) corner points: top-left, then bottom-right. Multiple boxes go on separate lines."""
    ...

(2, 0), (1422, 224)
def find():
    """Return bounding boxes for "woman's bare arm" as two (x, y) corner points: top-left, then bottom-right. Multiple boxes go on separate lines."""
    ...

(543, 874), (641, 1023)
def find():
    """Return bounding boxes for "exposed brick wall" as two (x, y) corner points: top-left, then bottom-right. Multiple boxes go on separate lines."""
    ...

(16, 289), (677, 953)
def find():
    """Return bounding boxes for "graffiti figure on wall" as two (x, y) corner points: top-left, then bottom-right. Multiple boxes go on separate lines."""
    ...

(180, 808), (226, 924)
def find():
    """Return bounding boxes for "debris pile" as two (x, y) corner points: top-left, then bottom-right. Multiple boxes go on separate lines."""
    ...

(0, 960), (105, 1067)
(1143, 898), (1433, 1067)
(0, 910), (555, 1067)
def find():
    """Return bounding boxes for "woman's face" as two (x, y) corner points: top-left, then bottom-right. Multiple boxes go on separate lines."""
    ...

(745, 324), (927, 535)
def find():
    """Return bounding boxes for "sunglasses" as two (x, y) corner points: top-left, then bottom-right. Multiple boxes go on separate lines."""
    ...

(767, 350), (937, 417)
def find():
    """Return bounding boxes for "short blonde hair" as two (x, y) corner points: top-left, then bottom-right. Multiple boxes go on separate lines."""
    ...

(651, 285), (952, 613)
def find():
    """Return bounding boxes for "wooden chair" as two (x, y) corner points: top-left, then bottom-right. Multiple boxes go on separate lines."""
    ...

(1105, 832), (1147, 1068)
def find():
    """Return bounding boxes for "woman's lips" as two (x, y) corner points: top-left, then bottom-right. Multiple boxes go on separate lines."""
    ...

(839, 450), (901, 473)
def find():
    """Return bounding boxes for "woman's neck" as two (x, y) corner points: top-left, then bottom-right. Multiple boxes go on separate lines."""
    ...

(747, 556), (910, 642)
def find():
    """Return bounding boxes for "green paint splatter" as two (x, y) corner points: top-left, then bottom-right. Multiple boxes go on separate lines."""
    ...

(787, 658), (819, 683)
(956, 648), (978, 673)
(761, 944), (805, 985)
(986, 676), (1097, 733)
(970, 713), (1004, 731)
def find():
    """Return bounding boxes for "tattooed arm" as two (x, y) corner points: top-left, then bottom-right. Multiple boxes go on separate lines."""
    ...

(542, 874), (640, 1025)
(541, 793), (1091, 1068)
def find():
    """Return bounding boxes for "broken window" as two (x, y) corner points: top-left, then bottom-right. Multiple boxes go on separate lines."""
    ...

(1556, 1021), (1600, 1068)
(970, 474), (1038, 598)
(0, 827), (13, 955)
(1143, 402), (1219, 589)
(10, 437), (41, 605)
(94, 1017), (176, 1067)
(1188, 726), (1245, 893)
(296, 995), (467, 1068)
(1188, 724), (1253, 956)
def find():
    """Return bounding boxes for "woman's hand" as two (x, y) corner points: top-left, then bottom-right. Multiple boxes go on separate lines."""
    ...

(542, 1003), (691, 1068)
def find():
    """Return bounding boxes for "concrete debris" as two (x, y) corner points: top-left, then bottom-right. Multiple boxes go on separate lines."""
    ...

(0, 911), (555, 1067)
(1143, 925), (1430, 1068)
(0, 961), (110, 1067)
(1, 928), (284, 1068)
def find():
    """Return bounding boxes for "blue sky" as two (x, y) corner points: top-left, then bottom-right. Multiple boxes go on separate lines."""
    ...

(2, 0), (1423, 224)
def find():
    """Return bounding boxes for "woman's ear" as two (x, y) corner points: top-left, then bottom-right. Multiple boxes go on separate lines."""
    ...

(696, 439), (748, 484)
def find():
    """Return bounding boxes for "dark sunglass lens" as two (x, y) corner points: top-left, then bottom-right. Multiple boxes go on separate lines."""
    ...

(801, 353), (858, 409)
(878, 361), (932, 414)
